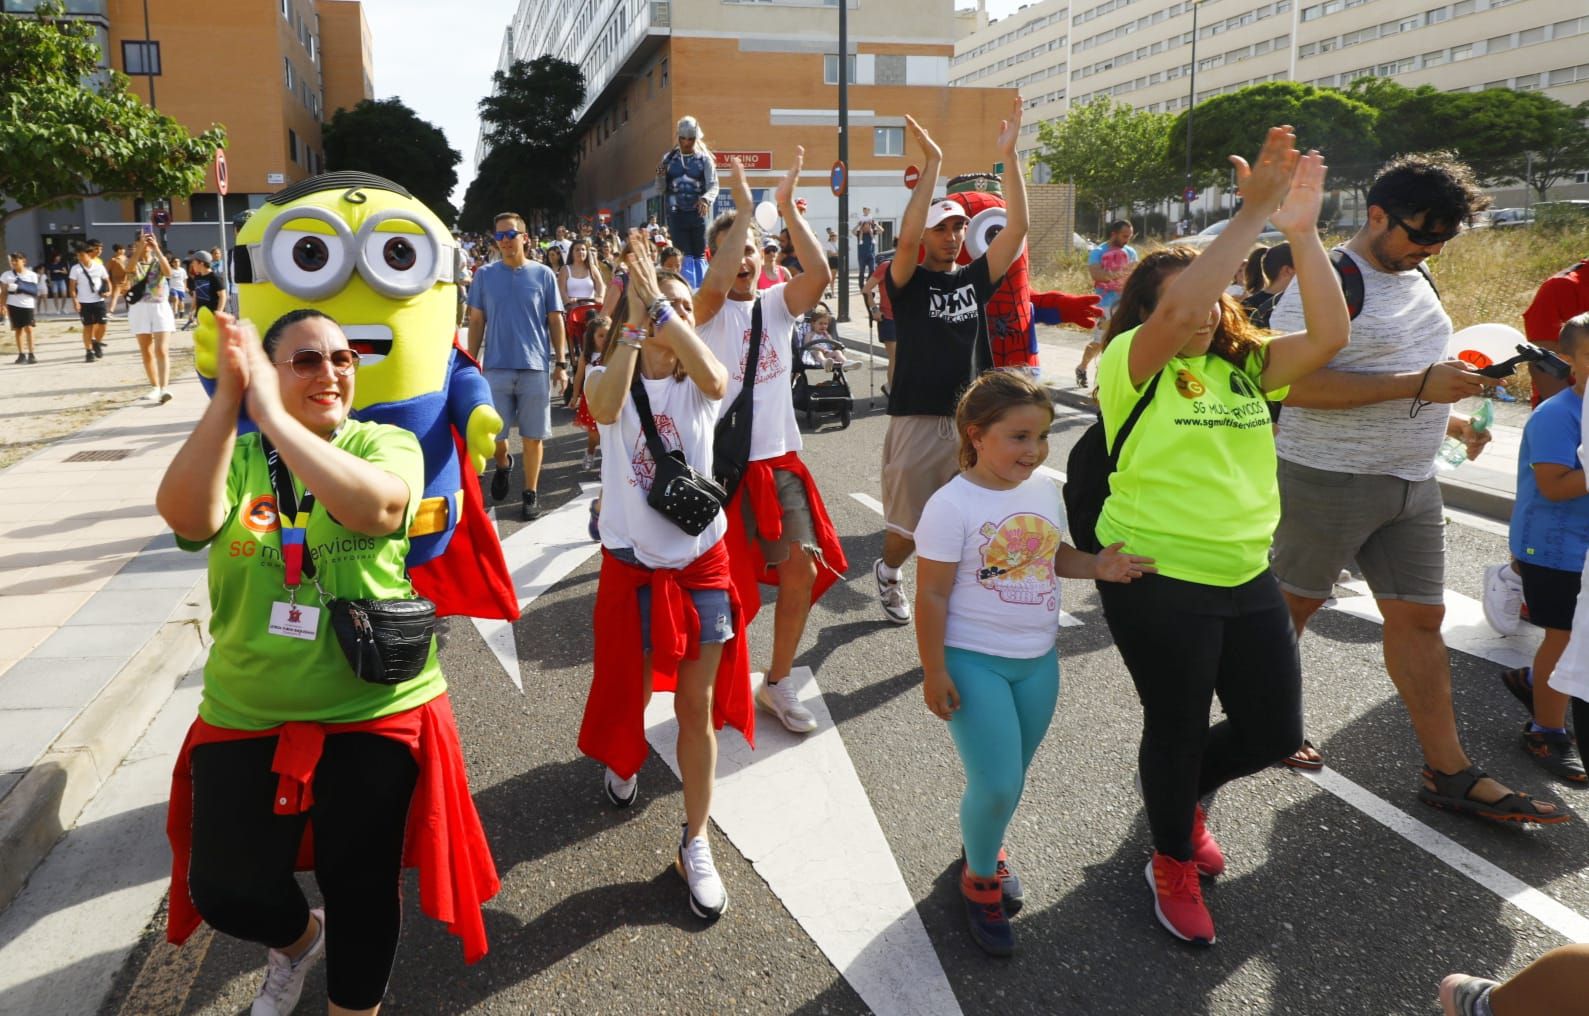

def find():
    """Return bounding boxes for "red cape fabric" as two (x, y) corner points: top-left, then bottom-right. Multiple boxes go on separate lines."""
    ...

(722, 451), (849, 626)
(408, 345), (520, 622)
(577, 538), (752, 780)
(165, 694), (500, 964)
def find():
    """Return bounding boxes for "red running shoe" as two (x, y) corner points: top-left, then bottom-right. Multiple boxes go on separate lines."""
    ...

(1146, 853), (1216, 945)
(1191, 804), (1225, 876)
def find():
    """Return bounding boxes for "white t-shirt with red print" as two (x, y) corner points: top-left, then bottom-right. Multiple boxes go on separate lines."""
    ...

(914, 473), (1067, 660)
(590, 364), (727, 570)
(697, 284), (804, 462)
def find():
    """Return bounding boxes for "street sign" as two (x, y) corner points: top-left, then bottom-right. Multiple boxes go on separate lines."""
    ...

(713, 151), (773, 170)
(267, 172), (286, 185)
(150, 207), (171, 229)
(904, 165), (921, 190)
(597, 208), (612, 222)
(830, 160), (847, 197)
(1183, 186), (1198, 203)
(214, 148), (228, 196)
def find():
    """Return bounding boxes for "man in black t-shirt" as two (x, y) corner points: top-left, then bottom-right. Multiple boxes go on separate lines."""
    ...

(185, 255), (227, 328)
(873, 100), (1029, 624)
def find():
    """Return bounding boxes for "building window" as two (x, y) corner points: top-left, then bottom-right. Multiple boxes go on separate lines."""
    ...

(288, 128), (299, 164)
(1423, 49), (1448, 66)
(1519, 26), (1545, 45)
(1453, 0), (1474, 15)
(1429, 5), (1450, 23)
(284, 57), (294, 91)
(659, 57), (668, 88)
(1451, 42), (1473, 60)
(873, 127), (904, 157)
(1487, 34), (1513, 52)
(1516, 72), (1541, 89)
(823, 53), (858, 85)
(122, 40), (160, 76)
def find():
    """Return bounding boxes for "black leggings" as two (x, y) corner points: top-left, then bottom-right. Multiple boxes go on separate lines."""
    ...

(188, 733), (418, 1010)
(1098, 569), (1303, 861)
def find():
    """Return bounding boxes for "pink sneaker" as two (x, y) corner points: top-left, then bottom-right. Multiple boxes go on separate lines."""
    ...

(1191, 803), (1225, 876)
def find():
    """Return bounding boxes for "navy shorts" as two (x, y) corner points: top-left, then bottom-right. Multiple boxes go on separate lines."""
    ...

(1519, 560), (1582, 631)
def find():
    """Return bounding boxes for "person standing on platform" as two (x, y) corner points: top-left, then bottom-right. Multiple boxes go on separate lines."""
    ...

(656, 116), (719, 289)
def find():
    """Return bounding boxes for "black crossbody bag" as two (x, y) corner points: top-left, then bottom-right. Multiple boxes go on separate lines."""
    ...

(711, 298), (763, 502)
(629, 374), (728, 536)
(263, 436), (436, 685)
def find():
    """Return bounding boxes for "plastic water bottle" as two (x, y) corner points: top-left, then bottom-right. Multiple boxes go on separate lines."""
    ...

(1436, 398), (1493, 471)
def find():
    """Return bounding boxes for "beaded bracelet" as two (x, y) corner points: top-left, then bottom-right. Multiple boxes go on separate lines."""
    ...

(649, 297), (673, 328)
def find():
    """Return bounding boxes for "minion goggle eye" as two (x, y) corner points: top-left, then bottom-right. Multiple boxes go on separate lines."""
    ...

(239, 206), (455, 301)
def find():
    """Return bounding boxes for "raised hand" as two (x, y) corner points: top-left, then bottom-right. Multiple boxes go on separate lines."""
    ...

(728, 157), (753, 209)
(995, 95), (1024, 158)
(1094, 542), (1157, 584)
(1229, 126), (1300, 218)
(211, 311), (251, 407)
(904, 115), (942, 164)
(775, 146), (806, 209)
(238, 321), (286, 427)
(1270, 149), (1327, 239)
(623, 229), (662, 328)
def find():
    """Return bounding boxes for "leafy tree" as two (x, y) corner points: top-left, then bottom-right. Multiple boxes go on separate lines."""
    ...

(1523, 101), (1589, 202)
(1167, 81), (1377, 205)
(1035, 97), (1179, 233)
(323, 98), (461, 224)
(459, 56), (584, 231)
(0, 1), (225, 247)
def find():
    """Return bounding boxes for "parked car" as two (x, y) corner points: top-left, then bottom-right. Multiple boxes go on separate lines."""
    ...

(1483, 207), (1534, 228)
(1072, 232), (1093, 252)
(1177, 217), (1287, 250)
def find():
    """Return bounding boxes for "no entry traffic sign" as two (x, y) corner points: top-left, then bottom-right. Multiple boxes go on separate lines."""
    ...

(830, 160), (847, 197)
(904, 165), (921, 190)
(214, 149), (229, 196)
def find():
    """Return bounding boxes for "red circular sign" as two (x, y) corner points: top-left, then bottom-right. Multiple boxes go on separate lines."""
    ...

(214, 148), (229, 197)
(830, 160), (847, 198)
(904, 165), (921, 190)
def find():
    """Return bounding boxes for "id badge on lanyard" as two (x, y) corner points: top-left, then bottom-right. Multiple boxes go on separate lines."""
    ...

(264, 436), (322, 641)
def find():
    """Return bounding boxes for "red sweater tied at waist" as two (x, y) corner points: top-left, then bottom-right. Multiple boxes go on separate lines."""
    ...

(725, 451), (849, 625)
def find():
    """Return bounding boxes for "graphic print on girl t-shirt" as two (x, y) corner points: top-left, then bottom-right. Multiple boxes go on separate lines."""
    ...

(975, 512), (1061, 607)
(629, 413), (679, 492)
(735, 326), (783, 384)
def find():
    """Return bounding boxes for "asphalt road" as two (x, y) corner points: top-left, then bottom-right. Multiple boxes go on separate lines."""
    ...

(103, 361), (1587, 1015)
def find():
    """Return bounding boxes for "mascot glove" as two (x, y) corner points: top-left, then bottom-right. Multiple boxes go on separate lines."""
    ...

(1056, 292), (1104, 330)
(466, 404), (504, 475)
(191, 308), (222, 380)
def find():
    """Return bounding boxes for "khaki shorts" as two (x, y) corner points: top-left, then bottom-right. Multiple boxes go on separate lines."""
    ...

(881, 415), (960, 538)
(1271, 458), (1446, 605)
(743, 467), (817, 565)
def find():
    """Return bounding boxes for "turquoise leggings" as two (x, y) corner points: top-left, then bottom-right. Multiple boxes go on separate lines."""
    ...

(944, 645), (1060, 878)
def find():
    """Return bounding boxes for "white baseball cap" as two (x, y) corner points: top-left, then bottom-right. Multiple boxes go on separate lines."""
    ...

(924, 199), (969, 229)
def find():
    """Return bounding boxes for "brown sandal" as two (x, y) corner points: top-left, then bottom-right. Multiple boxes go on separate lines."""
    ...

(1281, 739), (1324, 771)
(1417, 765), (1571, 826)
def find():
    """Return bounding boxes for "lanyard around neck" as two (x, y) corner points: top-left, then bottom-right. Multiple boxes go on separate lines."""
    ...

(261, 436), (317, 588)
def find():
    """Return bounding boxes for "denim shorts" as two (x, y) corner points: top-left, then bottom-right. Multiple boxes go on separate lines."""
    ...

(610, 548), (734, 652)
(486, 367), (552, 442)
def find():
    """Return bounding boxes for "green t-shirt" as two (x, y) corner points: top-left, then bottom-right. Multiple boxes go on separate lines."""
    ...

(1095, 326), (1287, 587)
(178, 419), (446, 730)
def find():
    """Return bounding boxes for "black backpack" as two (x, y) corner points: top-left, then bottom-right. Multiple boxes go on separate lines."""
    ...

(1062, 371), (1161, 554)
(1330, 247), (1439, 319)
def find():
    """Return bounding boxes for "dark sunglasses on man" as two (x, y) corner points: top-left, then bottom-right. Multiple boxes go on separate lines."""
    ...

(1387, 211), (1460, 247)
(494, 229), (523, 242)
(277, 348), (360, 378)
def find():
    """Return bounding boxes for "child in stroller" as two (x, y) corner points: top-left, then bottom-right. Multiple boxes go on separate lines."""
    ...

(791, 307), (859, 429)
(562, 298), (602, 408)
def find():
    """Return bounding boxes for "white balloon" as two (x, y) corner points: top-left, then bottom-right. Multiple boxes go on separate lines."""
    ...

(754, 201), (780, 233)
(1448, 322), (1525, 364)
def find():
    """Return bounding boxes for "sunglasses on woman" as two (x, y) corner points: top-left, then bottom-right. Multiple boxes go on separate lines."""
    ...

(1387, 211), (1459, 247)
(277, 348), (360, 378)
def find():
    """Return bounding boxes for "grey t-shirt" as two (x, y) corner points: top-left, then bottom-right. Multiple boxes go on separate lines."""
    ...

(1270, 248), (1450, 481)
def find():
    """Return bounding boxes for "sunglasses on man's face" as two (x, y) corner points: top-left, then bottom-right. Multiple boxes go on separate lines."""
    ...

(1388, 212), (1459, 247)
(277, 348), (360, 379)
(494, 229), (523, 242)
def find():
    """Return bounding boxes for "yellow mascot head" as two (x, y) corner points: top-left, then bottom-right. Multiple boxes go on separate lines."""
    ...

(216, 172), (459, 408)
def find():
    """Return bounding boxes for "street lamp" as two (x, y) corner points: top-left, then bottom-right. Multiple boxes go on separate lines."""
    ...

(837, 0), (850, 322)
(1183, 0), (1199, 229)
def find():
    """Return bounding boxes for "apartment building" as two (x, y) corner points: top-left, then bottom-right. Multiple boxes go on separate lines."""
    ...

(1, 0), (374, 262)
(491, 0), (1029, 256)
(954, 0), (1589, 208)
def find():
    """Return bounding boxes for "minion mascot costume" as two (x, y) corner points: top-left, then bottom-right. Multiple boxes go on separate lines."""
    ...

(194, 172), (518, 620)
(942, 173), (1103, 372)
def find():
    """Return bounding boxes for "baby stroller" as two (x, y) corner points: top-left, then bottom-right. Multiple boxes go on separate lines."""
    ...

(791, 331), (856, 430)
(562, 298), (601, 407)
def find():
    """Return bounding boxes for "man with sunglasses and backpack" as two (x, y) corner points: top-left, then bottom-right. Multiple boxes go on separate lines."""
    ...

(1266, 154), (1569, 828)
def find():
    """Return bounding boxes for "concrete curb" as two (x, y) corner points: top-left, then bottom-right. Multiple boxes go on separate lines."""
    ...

(0, 577), (210, 911)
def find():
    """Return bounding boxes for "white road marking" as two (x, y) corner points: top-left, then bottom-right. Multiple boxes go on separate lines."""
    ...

(472, 484), (602, 692)
(1326, 579), (1540, 671)
(644, 667), (963, 1016)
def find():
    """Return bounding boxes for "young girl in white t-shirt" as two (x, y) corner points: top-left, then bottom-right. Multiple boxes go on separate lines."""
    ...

(914, 369), (1153, 957)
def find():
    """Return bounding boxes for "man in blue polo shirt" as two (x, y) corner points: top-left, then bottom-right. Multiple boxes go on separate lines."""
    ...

(467, 211), (569, 521)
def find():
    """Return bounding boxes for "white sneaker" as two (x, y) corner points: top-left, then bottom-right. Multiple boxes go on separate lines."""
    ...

(1482, 563), (1524, 636)
(142, 386), (162, 404)
(757, 676), (818, 733)
(603, 766), (637, 807)
(158, 388), (173, 404)
(251, 908), (324, 1016)
(581, 450), (600, 472)
(874, 557), (911, 625)
(675, 826), (727, 919)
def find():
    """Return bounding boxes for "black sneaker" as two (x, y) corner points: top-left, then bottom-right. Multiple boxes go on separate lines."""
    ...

(84, 349), (95, 363)
(521, 490), (542, 521)
(489, 454), (513, 502)
(91, 339), (104, 358)
(1521, 724), (1588, 784)
(26, 353), (36, 364)
(13, 354), (24, 365)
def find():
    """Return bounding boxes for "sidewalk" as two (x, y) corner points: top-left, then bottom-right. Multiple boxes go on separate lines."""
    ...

(0, 314), (208, 908)
(829, 285), (1518, 522)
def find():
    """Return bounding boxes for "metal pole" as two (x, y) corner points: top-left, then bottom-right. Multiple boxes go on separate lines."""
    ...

(142, 0), (156, 109)
(1183, 0), (1197, 227)
(837, 0), (850, 323)
(217, 192), (226, 276)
